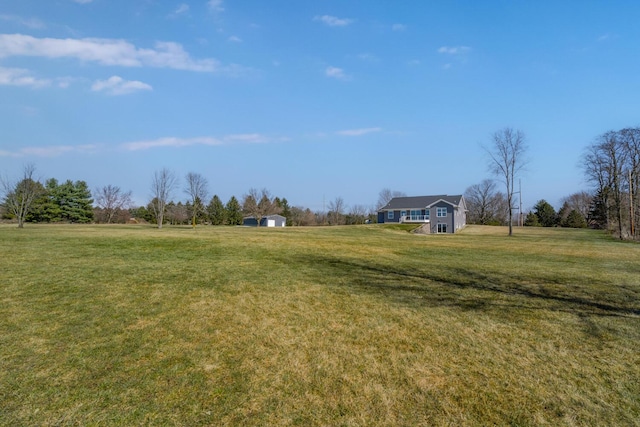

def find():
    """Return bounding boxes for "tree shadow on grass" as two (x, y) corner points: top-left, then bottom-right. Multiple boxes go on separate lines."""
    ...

(290, 254), (640, 319)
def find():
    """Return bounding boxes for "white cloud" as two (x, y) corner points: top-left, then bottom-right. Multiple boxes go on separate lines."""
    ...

(169, 3), (190, 18)
(228, 35), (242, 43)
(91, 75), (152, 95)
(207, 0), (224, 13)
(0, 14), (46, 29)
(313, 15), (354, 27)
(325, 66), (350, 80)
(337, 127), (382, 136)
(0, 144), (100, 158)
(0, 66), (50, 88)
(121, 133), (283, 151)
(392, 23), (406, 31)
(122, 136), (222, 151)
(0, 34), (220, 72)
(597, 33), (618, 42)
(357, 53), (378, 62)
(437, 46), (471, 55)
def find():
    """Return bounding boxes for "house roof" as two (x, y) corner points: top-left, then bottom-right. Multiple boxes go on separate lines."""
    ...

(380, 195), (465, 211)
(243, 214), (286, 220)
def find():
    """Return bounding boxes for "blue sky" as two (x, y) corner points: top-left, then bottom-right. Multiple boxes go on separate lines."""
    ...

(1, 1), (639, 211)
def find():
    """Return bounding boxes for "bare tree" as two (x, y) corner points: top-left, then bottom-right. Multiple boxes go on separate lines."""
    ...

(184, 172), (208, 228)
(560, 191), (593, 221)
(347, 204), (368, 224)
(242, 188), (280, 226)
(377, 188), (407, 210)
(290, 206), (316, 226)
(1, 164), (43, 228)
(485, 128), (528, 236)
(328, 197), (346, 225)
(583, 131), (627, 238)
(464, 179), (507, 225)
(620, 127), (640, 238)
(150, 168), (178, 229)
(166, 202), (188, 225)
(94, 185), (132, 224)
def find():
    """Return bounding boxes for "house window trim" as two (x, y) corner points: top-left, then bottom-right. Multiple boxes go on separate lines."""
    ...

(387, 211), (394, 220)
(436, 207), (447, 217)
(437, 223), (448, 233)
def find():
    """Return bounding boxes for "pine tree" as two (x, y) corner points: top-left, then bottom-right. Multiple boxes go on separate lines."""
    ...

(524, 212), (540, 226)
(533, 199), (557, 227)
(565, 210), (588, 228)
(207, 195), (226, 225)
(225, 196), (243, 225)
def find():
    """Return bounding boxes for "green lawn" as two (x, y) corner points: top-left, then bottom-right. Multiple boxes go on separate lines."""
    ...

(1, 224), (638, 426)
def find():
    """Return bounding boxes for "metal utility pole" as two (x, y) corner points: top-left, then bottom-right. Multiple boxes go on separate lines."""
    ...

(630, 170), (635, 237)
(512, 179), (523, 227)
(519, 179), (523, 227)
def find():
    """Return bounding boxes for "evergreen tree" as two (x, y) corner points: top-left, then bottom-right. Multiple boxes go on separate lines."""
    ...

(557, 201), (571, 227)
(207, 195), (226, 225)
(588, 189), (609, 229)
(533, 199), (557, 227)
(524, 212), (540, 226)
(565, 209), (588, 228)
(129, 205), (154, 223)
(276, 197), (292, 226)
(225, 196), (243, 225)
(32, 179), (94, 223)
(59, 180), (94, 223)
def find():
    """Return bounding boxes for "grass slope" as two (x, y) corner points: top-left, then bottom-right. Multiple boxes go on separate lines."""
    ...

(0, 224), (638, 426)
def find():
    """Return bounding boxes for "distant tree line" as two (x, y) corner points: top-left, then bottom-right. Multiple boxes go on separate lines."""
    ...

(3, 126), (638, 239)
(0, 165), (380, 228)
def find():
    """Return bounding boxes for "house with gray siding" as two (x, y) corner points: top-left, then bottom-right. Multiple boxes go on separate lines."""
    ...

(377, 195), (467, 233)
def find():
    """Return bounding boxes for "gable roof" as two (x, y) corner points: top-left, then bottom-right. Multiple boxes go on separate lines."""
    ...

(380, 195), (465, 211)
(243, 214), (286, 220)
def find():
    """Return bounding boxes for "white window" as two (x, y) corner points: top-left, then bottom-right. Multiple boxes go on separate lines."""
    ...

(401, 210), (406, 218)
(425, 209), (430, 219)
(388, 211), (394, 220)
(437, 223), (448, 233)
(437, 207), (447, 217)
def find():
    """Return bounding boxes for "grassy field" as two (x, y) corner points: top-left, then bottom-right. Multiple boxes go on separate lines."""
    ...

(0, 224), (638, 426)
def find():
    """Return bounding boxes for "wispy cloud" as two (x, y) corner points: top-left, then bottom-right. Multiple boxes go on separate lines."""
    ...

(597, 33), (618, 42)
(91, 75), (152, 95)
(207, 0), (224, 13)
(0, 34), (221, 72)
(169, 3), (190, 18)
(437, 46), (471, 55)
(0, 66), (50, 88)
(0, 14), (46, 29)
(313, 15), (354, 27)
(356, 53), (378, 62)
(121, 133), (285, 151)
(122, 137), (222, 151)
(228, 35), (242, 43)
(73, 0), (94, 4)
(336, 127), (382, 136)
(0, 133), (287, 157)
(392, 23), (406, 31)
(325, 66), (350, 81)
(0, 144), (100, 158)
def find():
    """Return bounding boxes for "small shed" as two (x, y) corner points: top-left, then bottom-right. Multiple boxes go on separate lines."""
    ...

(242, 214), (286, 227)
